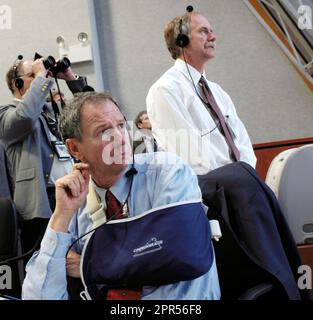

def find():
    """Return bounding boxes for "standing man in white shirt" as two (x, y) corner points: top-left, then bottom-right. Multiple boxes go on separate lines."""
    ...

(147, 7), (256, 175)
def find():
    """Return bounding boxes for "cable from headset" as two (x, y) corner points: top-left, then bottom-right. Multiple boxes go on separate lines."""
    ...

(65, 164), (136, 257)
(65, 111), (138, 255)
(182, 50), (220, 135)
(182, 49), (208, 106)
(53, 76), (66, 108)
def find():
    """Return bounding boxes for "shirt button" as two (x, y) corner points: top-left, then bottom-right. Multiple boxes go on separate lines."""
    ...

(50, 154), (54, 158)
(45, 173), (49, 179)
(50, 239), (56, 246)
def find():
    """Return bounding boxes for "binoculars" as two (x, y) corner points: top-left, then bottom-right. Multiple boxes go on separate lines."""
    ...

(34, 52), (71, 75)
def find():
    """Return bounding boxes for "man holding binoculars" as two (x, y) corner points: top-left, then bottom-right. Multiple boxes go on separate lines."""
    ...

(0, 54), (90, 262)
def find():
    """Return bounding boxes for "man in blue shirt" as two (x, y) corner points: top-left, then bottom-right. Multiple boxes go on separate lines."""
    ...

(22, 91), (220, 300)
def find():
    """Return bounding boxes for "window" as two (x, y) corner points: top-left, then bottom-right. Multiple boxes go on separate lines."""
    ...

(244, 0), (313, 90)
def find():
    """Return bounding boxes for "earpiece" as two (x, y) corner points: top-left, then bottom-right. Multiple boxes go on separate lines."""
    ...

(176, 19), (190, 48)
(12, 55), (24, 89)
(125, 167), (138, 178)
(14, 78), (24, 90)
(175, 5), (194, 48)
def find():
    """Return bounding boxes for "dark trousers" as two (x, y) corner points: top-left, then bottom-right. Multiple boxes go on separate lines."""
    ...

(20, 187), (55, 266)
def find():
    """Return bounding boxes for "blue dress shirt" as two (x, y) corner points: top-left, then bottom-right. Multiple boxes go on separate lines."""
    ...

(22, 152), (220, 300)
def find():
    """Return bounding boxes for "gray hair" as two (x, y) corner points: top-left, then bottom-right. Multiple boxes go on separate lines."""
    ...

(59, 91), (120, 141)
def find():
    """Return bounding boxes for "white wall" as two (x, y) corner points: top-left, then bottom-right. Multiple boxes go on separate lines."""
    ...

(1, 0), (313, 144)
(0, 0), (95, 104)
(92, 0), (313, 143)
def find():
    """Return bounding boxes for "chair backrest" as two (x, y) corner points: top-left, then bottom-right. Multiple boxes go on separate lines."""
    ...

(0, 198), (18, 260)
(0, 197), (21, 298)
(266, 144), (313, 245)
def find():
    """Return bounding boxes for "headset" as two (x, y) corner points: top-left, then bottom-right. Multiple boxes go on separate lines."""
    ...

(12, 55), (24, 90)
(175, 5), (193, 48)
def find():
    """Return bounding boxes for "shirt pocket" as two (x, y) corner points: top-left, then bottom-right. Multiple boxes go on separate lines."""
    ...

(16, 168), (35, 182)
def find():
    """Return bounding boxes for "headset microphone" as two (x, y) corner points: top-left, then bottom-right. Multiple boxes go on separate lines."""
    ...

(125, 167), (138, 178)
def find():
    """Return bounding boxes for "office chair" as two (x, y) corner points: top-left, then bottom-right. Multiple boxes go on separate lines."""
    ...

(0, 197), (21, 298)
(265, 144), (313, 245)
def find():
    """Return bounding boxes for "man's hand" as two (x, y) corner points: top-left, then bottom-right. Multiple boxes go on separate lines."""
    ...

(51, 163), (90, 232)
(32, 58), (48, 78)
(56, 66), (76, 81)
(66, 250), (81, 278)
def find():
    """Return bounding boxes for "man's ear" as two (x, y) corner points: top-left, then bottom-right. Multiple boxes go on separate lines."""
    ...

(65, 138), (83, 161)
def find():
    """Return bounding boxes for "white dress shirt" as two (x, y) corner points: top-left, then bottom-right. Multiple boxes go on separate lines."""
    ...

(147, 59), (256, 175)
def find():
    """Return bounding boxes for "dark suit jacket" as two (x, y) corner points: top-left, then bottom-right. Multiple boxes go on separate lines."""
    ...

(0, 141), (12, 199)
(198, 161), (310, 300)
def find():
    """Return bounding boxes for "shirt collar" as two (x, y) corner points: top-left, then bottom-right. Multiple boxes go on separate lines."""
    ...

(91, 164), (132, 204)
(174, 58), (207, 85)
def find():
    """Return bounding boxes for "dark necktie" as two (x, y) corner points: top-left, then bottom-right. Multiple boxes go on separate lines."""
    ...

(105, 190), (142, 300)
(199, 76), (240, 161)
(153, 139), (158, 152)
(105, 190), (123, 220)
